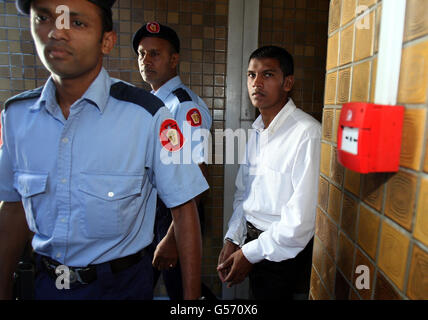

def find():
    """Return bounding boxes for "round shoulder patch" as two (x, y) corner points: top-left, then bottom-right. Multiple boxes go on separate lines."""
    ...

(159, 119), (185, 152)
(186, 108), (202, 127)
(147, 22), (160, 34)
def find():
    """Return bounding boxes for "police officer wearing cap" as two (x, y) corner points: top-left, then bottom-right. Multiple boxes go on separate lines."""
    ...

(132, 22), (212, 300)
(0, 0), (207, 300)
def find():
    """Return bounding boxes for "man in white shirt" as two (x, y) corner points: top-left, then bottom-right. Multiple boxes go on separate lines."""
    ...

(217, 46), (321, 300)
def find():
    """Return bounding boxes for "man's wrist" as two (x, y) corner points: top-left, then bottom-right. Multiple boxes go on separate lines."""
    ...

(225, 237), (240, 246)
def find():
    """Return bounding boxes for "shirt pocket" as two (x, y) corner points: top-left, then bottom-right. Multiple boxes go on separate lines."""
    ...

(78, 173), (143, 239)
(14, 172), (51, 236)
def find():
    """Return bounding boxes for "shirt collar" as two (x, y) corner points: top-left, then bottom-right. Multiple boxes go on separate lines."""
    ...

(152, 75), (182, 101)
(252, 98), (296, 135)
(30, 67), (111, 114)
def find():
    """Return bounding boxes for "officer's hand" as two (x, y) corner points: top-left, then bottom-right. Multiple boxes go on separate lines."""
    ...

(217, 249), (253, 288)
(153, 233), (179, 270)
(217, 240), (239, 282)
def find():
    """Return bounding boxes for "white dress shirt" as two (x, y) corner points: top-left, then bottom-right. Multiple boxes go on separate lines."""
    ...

(225, 99), (321, 264)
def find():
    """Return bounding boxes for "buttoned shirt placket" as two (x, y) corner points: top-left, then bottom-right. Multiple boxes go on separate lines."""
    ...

(49, 99), (85, 264)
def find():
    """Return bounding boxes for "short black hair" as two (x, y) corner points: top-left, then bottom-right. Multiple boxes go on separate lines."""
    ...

(98, 6), (113, 33)
(249, 46), (294, 77)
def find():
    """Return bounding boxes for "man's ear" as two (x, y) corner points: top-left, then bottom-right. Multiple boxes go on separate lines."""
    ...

(170, 52), (180, 69)
(101, 30), (117, 55)
(283, 75), (294, 92)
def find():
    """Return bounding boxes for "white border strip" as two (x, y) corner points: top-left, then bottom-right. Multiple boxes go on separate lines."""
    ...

(374, 0), (407, 105)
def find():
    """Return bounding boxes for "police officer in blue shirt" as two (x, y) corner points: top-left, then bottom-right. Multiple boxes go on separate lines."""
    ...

(132, 22), (212, 300)
(0, 0), (208, 300)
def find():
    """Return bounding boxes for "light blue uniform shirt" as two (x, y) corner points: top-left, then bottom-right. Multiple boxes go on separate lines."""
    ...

(0, 68), (209, 267)
(152, 76), (212, 164)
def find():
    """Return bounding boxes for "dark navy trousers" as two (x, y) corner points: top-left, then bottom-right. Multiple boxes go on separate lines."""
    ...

(34, 253), (154, 300)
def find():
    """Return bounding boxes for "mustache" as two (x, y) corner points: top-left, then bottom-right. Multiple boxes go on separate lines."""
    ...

(45, 42), (72, 54)
(141, 67), (156, 73)
(252, 90), (265, 96)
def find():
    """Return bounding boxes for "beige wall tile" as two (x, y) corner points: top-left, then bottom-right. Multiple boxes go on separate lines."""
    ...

(335, 269), (351, 299)
(315, 208), (338, 260)
(351, 60), (371, 102)
(321, 250), (336, 295)
(374, 271), (402, 300)
(322, 109), (334, 141)
(329, 0), (342, 34)
(397, 40), (428, 104)
(337, 232), (355, 281)
(339, 25), (355, 66)
(328, 184), (342, 224)
(318, 178), (329, 212)
(378, 220), (410, 290)
(361, 173), (385, 211)
(385, 170), (417, 231)
(354, 10), (375, 62)
(333, 109), (341, 143)
(400, 109), (426, 171)
(353, 247), (375, 300)
(325, 71), (338, 105)
(337, 67), (351, 104)
(404, 0), (428, 42)
(330, 147), (345, 186)
(312, 236), (324, 275)
(341, 194), (358, 241)
(406, 244), (428, 299)
(310, 267), (331, 300)
(341, 0), (356, 26)
(326, 32), (339, 71)
(344, 168), (361, 196)
(358, 0), (378, 8)
(357, 205), (380, 259)
(321, 143), (332, 177)
(414, 178), (428, 247)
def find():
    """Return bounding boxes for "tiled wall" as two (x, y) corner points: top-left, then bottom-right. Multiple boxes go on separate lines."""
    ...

(0, 0), (228, 297)
(258, 0), (330, 121)
(311, 0), (428, 300)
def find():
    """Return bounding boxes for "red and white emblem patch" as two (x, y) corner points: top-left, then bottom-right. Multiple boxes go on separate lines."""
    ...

(159, 119), (184, 152)
(186, 108), (202, 127)
(147, 22), (160, 34)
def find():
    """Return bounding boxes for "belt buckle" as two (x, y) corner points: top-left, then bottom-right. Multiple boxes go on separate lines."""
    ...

(54, 266), (90, 285)
(70, 268), (91, 285)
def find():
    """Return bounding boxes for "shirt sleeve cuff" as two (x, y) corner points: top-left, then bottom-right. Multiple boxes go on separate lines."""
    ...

(225, 228), (246, 247)
(0, 192), (21, 202)
(241, 239), (264, 264)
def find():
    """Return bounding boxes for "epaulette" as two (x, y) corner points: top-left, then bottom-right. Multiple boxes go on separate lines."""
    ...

(4, 86), (44, 110)
(110, 82), (164, 116)
(172, 88), (192, 103)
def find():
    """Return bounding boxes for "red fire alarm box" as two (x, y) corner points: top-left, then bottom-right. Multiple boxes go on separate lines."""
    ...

(337, 102), (404, 173)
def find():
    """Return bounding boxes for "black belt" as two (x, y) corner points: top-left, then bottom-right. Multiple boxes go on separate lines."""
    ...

(246, 221), (264, 241)
(39, 248), (147, 285)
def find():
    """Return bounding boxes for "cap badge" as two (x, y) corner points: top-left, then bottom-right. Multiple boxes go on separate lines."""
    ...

(147, 22), (160, 34)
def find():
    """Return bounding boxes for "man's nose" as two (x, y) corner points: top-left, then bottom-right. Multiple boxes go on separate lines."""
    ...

(48, 25), (68, 41)
(140, 54), (151, 65)
(253, 74), (263, 88)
